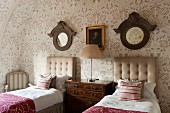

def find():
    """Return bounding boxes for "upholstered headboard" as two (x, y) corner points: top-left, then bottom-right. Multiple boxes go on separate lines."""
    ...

(5, 70), (29, 92)
(46, 56), (76, 79)
(114, 57), (156, 83)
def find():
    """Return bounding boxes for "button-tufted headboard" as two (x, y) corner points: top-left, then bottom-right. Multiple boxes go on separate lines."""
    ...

(46, 56), (76, 79)
(114, 57), (156, 83)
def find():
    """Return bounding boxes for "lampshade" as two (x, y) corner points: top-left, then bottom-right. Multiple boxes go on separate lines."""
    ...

(80, 44), (102, 58)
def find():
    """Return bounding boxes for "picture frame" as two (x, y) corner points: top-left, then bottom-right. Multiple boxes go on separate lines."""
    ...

(86, 25), (105, 49)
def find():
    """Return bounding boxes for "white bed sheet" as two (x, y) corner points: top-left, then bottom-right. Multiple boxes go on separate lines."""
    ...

(95, 95), (161, 113)
(7, 86), (64, 112)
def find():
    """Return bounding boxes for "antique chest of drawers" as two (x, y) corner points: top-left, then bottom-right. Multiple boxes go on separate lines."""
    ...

(65, 80), (114, 113)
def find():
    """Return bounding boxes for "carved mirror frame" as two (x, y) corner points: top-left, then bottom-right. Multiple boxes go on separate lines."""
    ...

(114, 12), (157, 50)
(48, 21), (76, 51)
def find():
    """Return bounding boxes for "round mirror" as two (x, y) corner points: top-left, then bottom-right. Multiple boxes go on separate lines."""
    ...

(120, 26), (149, 50)
(53, 30), (72, 51)
(57, 32), (68, 47)
(113, 12), (157, 50)
(126, 27), (144, 45)
(48, 21), (76, 51)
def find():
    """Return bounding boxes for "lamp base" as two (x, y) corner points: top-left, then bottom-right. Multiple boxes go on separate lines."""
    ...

(89, 79), (95, 82)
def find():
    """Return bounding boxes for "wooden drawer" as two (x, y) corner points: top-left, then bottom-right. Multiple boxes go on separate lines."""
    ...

(84, 91), (104, 100)
(67, 83), (83, 89)
(67, 88), (84, 97)
(83, 84), (104, 91)
(67, 89), (104, 100)
(67, 82), (104, 91)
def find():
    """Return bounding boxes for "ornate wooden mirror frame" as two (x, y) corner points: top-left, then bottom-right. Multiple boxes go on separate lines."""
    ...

(114, 12), (157, 50)
(48, 21), (76, 51)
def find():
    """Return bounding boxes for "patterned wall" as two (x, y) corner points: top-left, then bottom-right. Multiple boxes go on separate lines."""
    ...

(0, 0), (170, 112)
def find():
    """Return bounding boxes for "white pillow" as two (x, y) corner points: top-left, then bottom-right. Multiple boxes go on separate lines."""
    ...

(143, 83), (157, 100)
(112, 79), (126, 96)
(112, 88), (120, 96)
(56, 75), (68, 91)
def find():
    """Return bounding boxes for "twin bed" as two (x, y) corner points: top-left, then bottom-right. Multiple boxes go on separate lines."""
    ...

(0, 57), (161, 113)
(1, 56), (75, 113)
(83, 57), (161, 113)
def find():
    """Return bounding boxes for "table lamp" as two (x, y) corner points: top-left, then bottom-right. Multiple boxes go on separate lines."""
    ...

(80, 44), (102, 82)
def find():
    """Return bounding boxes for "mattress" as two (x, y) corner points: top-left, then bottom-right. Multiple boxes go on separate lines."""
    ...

(7, 86), (64, 112)
(94, 95), (161, 113)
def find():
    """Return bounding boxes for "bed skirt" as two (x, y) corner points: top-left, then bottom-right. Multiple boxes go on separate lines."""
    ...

(37, 102), (64, 113)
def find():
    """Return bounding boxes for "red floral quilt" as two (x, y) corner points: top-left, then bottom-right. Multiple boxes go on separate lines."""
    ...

(0, 93), (36, 113)
(82, 106), (148, 113)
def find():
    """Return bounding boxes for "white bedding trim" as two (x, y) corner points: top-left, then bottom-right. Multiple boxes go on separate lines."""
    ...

(95, 95), (161, 113)
(7, 86), (64, 112)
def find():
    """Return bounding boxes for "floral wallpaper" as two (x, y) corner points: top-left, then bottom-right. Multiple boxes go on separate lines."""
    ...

(0, 0), (170, 112)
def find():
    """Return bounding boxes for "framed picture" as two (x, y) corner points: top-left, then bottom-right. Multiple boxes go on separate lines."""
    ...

(86, 25), (105, 49)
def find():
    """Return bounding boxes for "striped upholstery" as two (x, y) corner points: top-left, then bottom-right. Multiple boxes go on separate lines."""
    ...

(36, 75), (52, 89)
(5, 70), (29, 92)
(119, 81), (143, 101)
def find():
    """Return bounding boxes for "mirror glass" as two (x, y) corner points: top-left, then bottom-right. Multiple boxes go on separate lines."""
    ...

(126, 27), (144, 45)
(57, 32), (68, 47)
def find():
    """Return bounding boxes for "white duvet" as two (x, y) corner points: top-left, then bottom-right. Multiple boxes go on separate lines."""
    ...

(95, 95), (161, 113)
(7, 86), (64, 112)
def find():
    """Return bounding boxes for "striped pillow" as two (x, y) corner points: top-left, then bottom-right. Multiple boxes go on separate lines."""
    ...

(119, 81), (142, 101)
(36, 75), (52, 89)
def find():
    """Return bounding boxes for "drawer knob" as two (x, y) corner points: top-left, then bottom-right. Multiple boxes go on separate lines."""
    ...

(92, 86), (96, 89)
(74, 91), (78, 94)
(91, 94), (96, 97)
(73, 85), (77, 88)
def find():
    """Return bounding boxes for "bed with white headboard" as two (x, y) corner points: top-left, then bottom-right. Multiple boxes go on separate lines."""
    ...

(1, 56), (75, 113)
(36, 56), (76, 113)
(83, 57), (161, 113)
